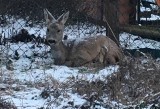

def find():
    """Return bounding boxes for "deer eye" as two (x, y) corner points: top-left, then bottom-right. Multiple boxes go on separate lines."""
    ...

(47, 29), (49, 32)
(57, 30), (61, 33)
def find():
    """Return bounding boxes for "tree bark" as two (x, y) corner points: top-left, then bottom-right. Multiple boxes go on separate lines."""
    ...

(104, 0), (120, 45)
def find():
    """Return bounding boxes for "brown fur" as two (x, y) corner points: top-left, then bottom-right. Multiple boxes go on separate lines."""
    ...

(44, 9), (123, 67)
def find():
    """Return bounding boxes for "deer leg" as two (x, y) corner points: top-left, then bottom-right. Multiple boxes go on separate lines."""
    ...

(104, 54), (117, 65)
(72, 57), (88, 67)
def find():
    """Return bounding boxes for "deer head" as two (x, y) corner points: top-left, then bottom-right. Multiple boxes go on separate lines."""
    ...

(44, 9), (69, 46)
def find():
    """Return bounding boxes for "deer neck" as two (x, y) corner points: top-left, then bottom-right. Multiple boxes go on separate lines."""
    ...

(58, 41), (68, 56)
(51, 41), (69, 64)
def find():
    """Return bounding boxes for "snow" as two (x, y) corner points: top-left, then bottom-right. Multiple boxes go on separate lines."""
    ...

(141, 14), (160, 20)
(140, 0), (160, 20)
(0, 18), (46, 38)
(3, 88), (44, 109)
(120, 32), (160, 49)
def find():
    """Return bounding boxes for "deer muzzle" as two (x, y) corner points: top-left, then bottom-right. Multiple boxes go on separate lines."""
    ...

(47, 39), (57, 45)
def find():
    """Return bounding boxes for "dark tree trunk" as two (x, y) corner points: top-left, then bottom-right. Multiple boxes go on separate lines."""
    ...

(104, 0), (120, 45)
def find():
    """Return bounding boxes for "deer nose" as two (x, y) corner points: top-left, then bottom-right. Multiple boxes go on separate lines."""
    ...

(47, 39), (56, 44)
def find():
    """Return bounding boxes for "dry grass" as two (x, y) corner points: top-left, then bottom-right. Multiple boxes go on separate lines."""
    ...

(0, 97), (17, 109)
(106, 56), (160, 105)
(65, 56), (160, 108)
(0, 54), (160, 108)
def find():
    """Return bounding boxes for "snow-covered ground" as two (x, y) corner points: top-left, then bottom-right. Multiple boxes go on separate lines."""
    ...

(120, 32), (160, 49)
(140, 0), (160, 20)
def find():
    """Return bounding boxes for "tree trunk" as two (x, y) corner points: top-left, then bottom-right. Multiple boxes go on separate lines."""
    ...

(104, 0), (120, 45)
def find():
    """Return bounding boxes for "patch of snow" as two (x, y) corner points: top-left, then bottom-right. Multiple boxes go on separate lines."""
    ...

(3, 88), (44, 109)
(141, 14), (160, 21)
(120, 32), (160, 49)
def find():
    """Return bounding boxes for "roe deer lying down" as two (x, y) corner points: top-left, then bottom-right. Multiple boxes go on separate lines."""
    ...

(44, 9), (123, 67)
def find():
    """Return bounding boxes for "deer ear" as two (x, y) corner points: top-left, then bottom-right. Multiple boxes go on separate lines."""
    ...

(57, 11), (69, 24)
(44, 9), (56, 24)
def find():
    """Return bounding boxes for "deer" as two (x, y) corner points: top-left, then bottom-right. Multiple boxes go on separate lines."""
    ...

(44, 9), (123, 67)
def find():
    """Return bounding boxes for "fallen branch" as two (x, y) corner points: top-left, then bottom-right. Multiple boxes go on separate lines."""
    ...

(120, 25), (160, 41)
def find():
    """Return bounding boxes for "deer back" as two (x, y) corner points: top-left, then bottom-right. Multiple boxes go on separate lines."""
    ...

(65, 35), (122, 67)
